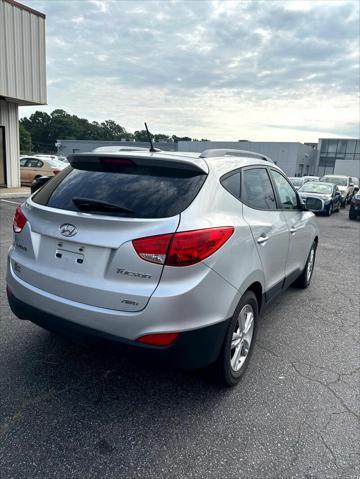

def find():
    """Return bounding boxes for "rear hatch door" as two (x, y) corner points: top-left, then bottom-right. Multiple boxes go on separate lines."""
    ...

(16, 153), (207, 312)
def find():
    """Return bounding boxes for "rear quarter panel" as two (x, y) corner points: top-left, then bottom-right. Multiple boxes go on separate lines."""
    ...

(178, 168), (265, 307)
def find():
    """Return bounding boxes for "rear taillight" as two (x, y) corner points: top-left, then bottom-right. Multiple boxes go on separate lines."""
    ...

(132, 227), (234, 267)
(136, 332), (179, 346)
(52, 169), (61, 175)
(13, 207), (27, 233)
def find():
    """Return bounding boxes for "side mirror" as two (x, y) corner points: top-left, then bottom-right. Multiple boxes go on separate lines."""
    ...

(31, 176), (51, 194)
(297, 194), (307, 211)
(335, 191), (341, 196)
(354, 186), (359, 193)
(305, 197), (323, 212)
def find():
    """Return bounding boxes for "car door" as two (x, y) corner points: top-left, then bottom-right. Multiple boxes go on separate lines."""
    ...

(241, 167), (290, 300)
(27, 159), (44, 183)
(269, 168), (314, 282)
(20, 158), (33, 185)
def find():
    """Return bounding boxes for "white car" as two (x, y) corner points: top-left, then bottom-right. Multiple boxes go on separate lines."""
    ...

(319, 175), (355, 207)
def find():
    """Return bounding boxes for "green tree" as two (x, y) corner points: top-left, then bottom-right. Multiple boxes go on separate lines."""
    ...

(153, 133), (171, 142)
(172, 135), (192, 143)
(19, 124), (32, 153)
(134, 129), (150, 142)
(100, 120), (127, 140)
(20, 111), (52, 152)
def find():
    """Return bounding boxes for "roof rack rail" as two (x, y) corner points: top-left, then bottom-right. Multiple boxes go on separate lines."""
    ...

(199, 149), (273, 163)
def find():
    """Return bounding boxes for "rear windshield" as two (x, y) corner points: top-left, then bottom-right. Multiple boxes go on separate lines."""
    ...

(48, 159), (67, 168)
(32, 164), (207, 218)
(289, 178), (303, 186)
(299, 182), (333, 194)
(320, 176), (348, 186)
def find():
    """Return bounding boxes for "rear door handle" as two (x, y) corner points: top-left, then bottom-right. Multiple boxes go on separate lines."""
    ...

(257, 234), (269, 244)
(290, 226), (297, 234)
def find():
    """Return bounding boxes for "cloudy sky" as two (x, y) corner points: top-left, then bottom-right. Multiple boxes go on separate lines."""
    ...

(24, 0), (359, 142)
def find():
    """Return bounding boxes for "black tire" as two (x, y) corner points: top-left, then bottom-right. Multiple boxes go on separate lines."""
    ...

(341, 199), (346, 209)
(349, 209), (357, 220)
(214, 290), (258, 387)
(325, 203), (332, 216)
(293, 241), (317, 289)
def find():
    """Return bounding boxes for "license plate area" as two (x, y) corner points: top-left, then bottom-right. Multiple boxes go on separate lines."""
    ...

(55, 248), (85, 265)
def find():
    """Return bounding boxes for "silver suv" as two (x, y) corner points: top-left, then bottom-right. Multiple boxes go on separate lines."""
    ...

(7, 149), (319, 386)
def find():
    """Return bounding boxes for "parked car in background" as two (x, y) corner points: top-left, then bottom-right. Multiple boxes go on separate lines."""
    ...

(349, 189), (360, 220)
(288, 177), (304, 190)
(8, 149), (319, 387)
(288, 176), (319, 190)
(302, 176), (319, 183)
(20, 156), (67, 186)
(319, 175), (354, 207)
(298, 181), (341, 216)
(34, 154), (67, 162)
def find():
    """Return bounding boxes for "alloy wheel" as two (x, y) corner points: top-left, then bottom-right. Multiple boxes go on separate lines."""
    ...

(230, 304), (254, 372)
(306, 247), (315, 282)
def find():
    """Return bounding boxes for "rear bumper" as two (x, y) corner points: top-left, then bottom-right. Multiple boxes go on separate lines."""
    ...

(7, 290), (230, 370)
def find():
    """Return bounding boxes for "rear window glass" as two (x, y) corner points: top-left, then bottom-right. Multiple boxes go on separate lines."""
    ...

(221, 172), (241, 199)
(32, 165), (207, 218)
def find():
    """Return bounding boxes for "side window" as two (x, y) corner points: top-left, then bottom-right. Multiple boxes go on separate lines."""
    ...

(221, 171), (240, 199)
(27, 159), (43, 168)
(271, 170), (298, 210)
(242, 168), (277, 210)
(20, 159), (28, 167)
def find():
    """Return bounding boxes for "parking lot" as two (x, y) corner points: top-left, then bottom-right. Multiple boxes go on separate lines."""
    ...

(0, 197), (359, 479)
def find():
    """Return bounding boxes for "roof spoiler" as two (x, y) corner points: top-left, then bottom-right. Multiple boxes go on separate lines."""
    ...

(67, 152), (208, 174)
(199, 149), (273, 163)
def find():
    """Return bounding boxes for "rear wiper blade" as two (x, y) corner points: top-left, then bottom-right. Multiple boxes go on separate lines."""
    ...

(72, 197), (134, 214)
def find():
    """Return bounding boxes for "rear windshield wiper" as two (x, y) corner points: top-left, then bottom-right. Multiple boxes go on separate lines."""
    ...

(72, 197), (134, 214)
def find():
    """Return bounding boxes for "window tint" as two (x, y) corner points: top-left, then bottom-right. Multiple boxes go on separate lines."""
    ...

(33, 165), (207, 219)
(271, 170), (298, 209)
(221, 172), (240, 199)
(27, 159), (43, 168)
(242, 168), (277, 210)
(48, 159), (66, 168)
(20, 159), (28, 167)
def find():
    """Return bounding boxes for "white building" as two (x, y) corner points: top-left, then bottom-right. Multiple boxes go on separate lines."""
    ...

(315, 138), (360, 178)
(178, 141), (318, 177)
(0, 0), (46, 188)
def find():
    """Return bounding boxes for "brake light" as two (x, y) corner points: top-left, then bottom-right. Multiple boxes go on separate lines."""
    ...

(101, 158), (136, 167)
(13, 207), (27, 233)
(132, 227), (234, 267)
(136, 332), (179, 346)
(52, 169), (61, 175)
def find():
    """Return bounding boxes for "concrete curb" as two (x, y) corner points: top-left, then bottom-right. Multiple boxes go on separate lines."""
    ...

(0, 189), (30, 199)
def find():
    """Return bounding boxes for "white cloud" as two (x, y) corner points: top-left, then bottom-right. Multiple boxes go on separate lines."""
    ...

(23, 0), (360, 141)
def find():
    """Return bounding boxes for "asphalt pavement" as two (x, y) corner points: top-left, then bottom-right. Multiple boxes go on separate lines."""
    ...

(0, 197), (359, 479)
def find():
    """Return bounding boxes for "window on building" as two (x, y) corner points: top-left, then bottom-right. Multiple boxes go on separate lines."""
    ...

(337, 140), (347, 155)
(346, 140), (356, 154)
(320, 140), (328, 153)
(328, 140), (337, 153)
